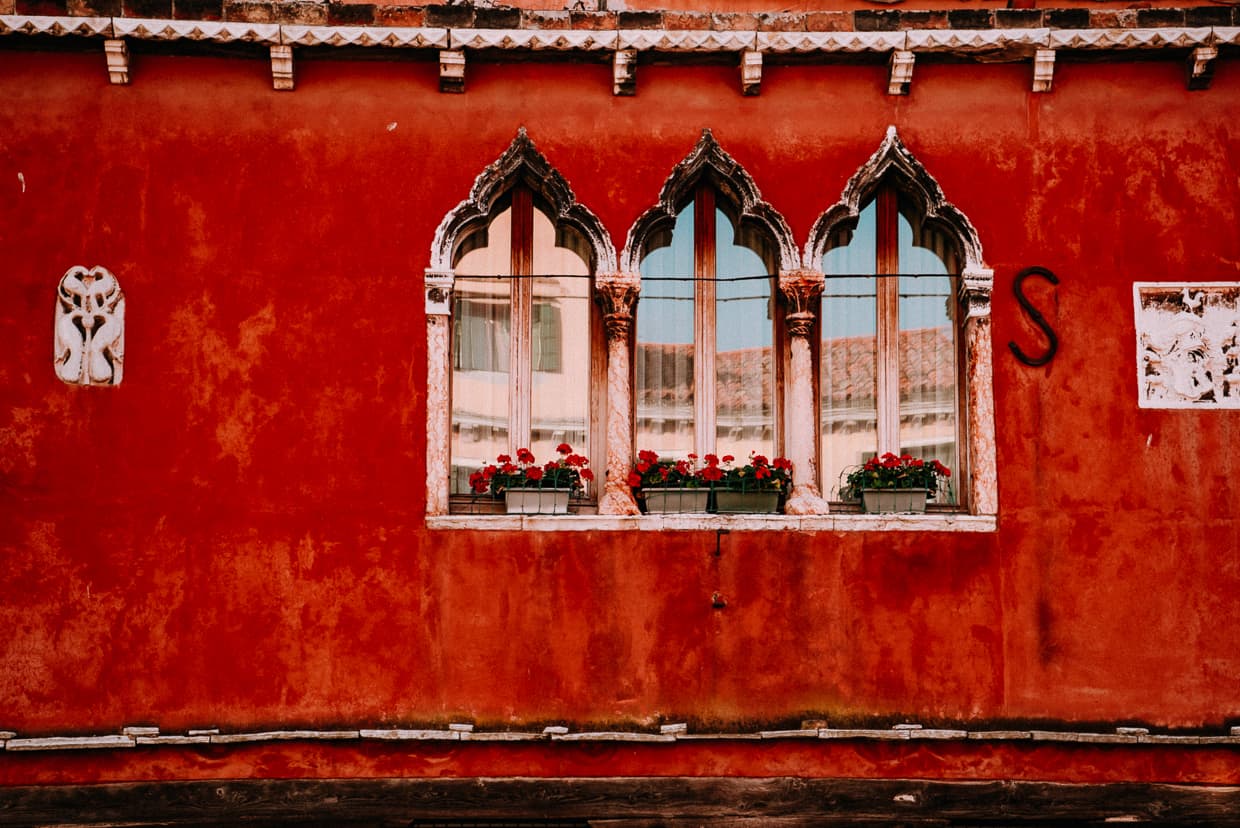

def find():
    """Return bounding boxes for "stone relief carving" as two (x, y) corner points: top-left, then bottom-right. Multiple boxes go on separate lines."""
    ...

(54, 265), (124, 386)
(1135, 282), (1240, 409)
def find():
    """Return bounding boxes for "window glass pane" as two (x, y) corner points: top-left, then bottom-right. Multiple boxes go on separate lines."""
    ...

(451, 206), (513, 494)
(531, 207), (590, 464)
(897, 206), (957, 500)
(715, 206), (775, 461)
(821, 200), (878, 496)
(636, 204), (695, 457)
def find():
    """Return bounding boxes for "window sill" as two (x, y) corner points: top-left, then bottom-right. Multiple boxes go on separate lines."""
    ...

(427, 513), (996, 533)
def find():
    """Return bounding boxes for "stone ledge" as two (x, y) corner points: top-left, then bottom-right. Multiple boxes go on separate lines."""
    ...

(426, 513), (998, 533)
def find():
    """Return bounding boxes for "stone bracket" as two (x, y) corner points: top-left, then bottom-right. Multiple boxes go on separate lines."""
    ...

(888, 50), (914, 96)
(740, 50), (762, 96)
(425, 270), (455, 316)
(613, 49), (636, 96)
(1033, 48), (1055, 93)
(104, 38), (128, 85)
(270, 44), (293, 90)
(1187, 45), (1217, 90)
(439, 49), (465, 93)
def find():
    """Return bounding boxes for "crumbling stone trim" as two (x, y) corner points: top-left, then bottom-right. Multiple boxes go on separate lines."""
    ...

(3, 723), (1240, 753)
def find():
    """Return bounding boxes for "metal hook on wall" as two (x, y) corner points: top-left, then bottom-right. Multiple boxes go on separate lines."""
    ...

(1008, 266), (1060, 367)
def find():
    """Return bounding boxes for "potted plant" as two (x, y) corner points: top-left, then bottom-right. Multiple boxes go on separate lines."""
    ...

(715, 452), (793, 514)
(470, 443), (593, 515)
(627, 450), (713, 514)
(845, 453), (950, 514)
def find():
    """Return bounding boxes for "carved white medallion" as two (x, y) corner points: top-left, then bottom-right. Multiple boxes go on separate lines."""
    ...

(54, 265), (125, 386)
(1135, 282), (1240, 409)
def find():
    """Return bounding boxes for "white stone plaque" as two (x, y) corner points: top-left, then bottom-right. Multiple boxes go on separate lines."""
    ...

(1134, 282), (1240, 409)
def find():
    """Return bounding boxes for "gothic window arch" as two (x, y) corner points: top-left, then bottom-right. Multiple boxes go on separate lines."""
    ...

(806, 127), (996, 514)
(426, 130), (615, 513)
(622, 130), (798, 462)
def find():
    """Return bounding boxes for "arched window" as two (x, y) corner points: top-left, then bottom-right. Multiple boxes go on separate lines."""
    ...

(450, 186), (594, 494)
(820, 184), (960, 502)
(636, 185), (779, 460)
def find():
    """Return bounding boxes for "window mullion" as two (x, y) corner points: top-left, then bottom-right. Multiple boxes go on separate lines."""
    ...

(694, 186), (717, 459)
(875, 187), (900, 455)
(510, 186), (534, 453)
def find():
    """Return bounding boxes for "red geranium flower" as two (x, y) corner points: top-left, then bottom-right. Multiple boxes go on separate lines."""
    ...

(702, 465), (723, 482)
(516, 448), (535, 464)
(526, 466), (544, 481)
(580, 469), (594, 482)
(627, 472), (643, 488)
(556, 442), (572, 455)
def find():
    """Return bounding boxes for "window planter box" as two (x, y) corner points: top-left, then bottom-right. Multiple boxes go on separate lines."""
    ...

(714, 490), (781, 514)
(861, 488), (930, 514)
(643, 488), (710, 514)
(504, 488), (572, 515)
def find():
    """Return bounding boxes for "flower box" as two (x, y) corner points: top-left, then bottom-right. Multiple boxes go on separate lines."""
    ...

(861, 488), (930, 514)
(715, 490), (781, 514)
(643, 488), (710, 514)
(504, 487), (572, 515)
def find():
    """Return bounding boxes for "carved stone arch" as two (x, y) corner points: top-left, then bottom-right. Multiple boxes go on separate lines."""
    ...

(805, 125), (985, 273)
(429, 128), (617, 274)
(620, 129), (799, 273)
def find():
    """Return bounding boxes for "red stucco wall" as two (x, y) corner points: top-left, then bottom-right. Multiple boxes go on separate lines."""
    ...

(1, 48), (1238, 753)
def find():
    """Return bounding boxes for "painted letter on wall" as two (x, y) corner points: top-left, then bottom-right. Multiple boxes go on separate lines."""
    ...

(54, 265), (125, 386)
(1135, 282), (1239, 409)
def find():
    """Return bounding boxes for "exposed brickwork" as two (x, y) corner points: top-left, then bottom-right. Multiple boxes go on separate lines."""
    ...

(424, 3), (472, 27)
(173, 0), (223, 21)
(901, 11), (948, 31)
(617, 10), (661, 29)
(15, 0), (68, 16)
(804, 11), (852, 32)
(716, 12), (763, 31)
(522, 10), (571, 30)
(326, 2), (371, 25)
(757, 12), (804, 31)
(223, 0), (273, 22)
(569, 11), (615, 30)
(123, 0), (171, 18)
(662, 11), (709, 30)
(854, 10), (901, 32)
(993, 9), (1041, 29)
(473, 6), (520, 28)
(68, 0), (122, 16)
(948, 9), (992, 29)
(1089, 9), (1137, 29)
(372, 5), (424, 26)
(1184, 6), (1231, 26)
(1136, 7), (1186, 27)
(1044, 8), (1089, 29)
(273, 1), (325, 24)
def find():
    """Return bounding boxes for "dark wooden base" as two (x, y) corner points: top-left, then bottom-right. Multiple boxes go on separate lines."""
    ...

(2, 777), (1240, 827)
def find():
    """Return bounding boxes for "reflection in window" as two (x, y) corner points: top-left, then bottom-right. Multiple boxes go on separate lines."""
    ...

(637, 185), (777, 460)
(821, 186), (959, 500)
(450, 187), (591, 495)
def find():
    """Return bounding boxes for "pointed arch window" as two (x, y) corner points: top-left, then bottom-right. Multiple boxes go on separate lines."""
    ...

(449, 184), (597, 496)
(820, 184), (960, 502)
(636, 184), (781, 461)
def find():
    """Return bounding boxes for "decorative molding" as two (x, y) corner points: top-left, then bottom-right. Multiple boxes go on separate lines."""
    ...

(282, 25), (447, 49)
(429, 128), (617, 274)
(740, 50), (761, 96)
(960, 267), (995, 321)
(104, 38), (128, 84)
(1214, 27), (1240, 46)
(778, 269), (824, 340)
(906, 27), (1048, 53)
(54, 265), (124, 387)
(0, 14), (112, 37)
(1033, 48), (1056, 93)
(1134, 282), (1240, 409)
(424, 270), (454, 317)
(806, 126), (986, 273)
(621, 129), (799, 273)
(111, 17), (280, 44)
(1048, 26), (1211, 50)
(888, 49), (914, 95)
(595, 272), (640, 340)
(756, 30), (906, 54)
(617, 28), (757, 52)
(439, 49), (465, 93)
(613, 48), (636, 96)
(269, 44), (293, 91)
(450, 28), (615, 51)
(1187, 45), (1217, 90)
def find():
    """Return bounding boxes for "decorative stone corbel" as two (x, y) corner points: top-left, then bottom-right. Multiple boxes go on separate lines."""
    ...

(104, 39), (129, 85)
(613, 49), (636, 96)
(270, 44), (294, 90)
(1033, 49), (1055, 93)
(888, 50), (914, 96)
(425, 268), (456, 516)
(594, 272), (641, 515)
(1187, 46), (1217, 90)
(778, 269), (830, 515)
(959, 266), (993, 321)
(740, 50), (762, 96)
(439, 49), (465, 93)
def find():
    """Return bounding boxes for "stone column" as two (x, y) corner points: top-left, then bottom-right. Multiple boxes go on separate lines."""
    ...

(425, 270), (455, 516)
(779, 270), (830, 515)
(961, 267), (997, 516)
(595, 273), (641, 516)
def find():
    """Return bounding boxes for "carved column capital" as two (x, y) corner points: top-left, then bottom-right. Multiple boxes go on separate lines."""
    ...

(960, 267), (994, 322)
(779, 269), (824, 339)
(595, 272), (641, 340)
(425, 270), (455, 317)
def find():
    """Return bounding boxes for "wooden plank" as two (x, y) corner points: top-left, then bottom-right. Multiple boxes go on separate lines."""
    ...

(1, 777), (1239, 826)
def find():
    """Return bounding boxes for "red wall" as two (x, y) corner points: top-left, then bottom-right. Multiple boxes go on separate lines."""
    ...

(1, 48), (1238, 742)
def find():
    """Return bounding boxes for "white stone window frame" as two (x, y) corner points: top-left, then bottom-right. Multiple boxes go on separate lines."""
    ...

(426, 127), (997, 530)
